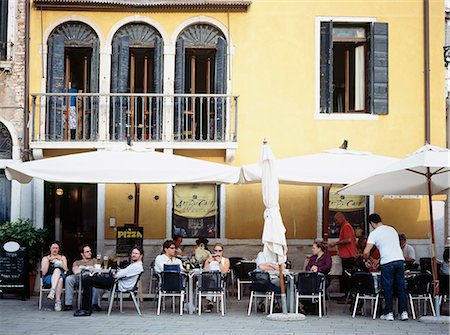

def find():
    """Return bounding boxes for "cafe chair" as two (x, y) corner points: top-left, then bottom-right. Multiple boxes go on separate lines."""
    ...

(228, 257), (244, 296)
(348, 272), (379, 319)
(38, 270), (66, 310)
(148, 259), (159, 297)
(438, 273), (449, 312)
(406, 272), (436, 319)
(247, 271), (275, 315)
(107, 271), (144, 316)
(235, 261), (256, 300)
(157, 271), (185, 315)
(295, 272), (326, 318)
(197, 271), (226, 316)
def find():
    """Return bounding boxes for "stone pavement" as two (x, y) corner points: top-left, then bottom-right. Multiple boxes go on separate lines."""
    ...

(0, 295), (449, 335)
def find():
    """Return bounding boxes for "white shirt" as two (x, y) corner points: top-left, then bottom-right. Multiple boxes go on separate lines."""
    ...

(208, 257), (228, 272)
(256, 251), (277, 269)
(367, 225), (404, 265)
(154, 254), (182, 273)
(115, 260), (143, 291)
(401, 243), (416, 261)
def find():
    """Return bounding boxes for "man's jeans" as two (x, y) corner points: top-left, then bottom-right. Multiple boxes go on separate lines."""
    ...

(380, 260), (408, 315)
(65, 274), (101, 306)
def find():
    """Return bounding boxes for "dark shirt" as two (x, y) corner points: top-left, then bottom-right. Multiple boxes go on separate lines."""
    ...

(305, 253), (332, 275)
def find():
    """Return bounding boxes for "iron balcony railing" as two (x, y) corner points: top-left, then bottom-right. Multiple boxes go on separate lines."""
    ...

(30, 93), (238, 143)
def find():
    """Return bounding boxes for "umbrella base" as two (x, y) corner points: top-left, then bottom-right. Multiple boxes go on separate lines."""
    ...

(418, 316), (450, 324)
(267, 313), (306, 321)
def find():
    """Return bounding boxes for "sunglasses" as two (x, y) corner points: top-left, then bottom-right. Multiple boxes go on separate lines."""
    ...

(214, 249), (223, 252)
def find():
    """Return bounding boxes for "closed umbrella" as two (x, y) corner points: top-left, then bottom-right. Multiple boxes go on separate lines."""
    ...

(338, 144), (450, 317)
(260, 141), (288, 314)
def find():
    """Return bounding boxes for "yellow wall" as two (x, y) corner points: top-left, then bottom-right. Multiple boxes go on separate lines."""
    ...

(30, 0), (446, 240)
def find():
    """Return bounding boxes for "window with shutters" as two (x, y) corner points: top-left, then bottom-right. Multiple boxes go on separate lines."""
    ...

(174, 24), (227, 141)
(319, 20), (388, 115)
(0, 0), (7, 61)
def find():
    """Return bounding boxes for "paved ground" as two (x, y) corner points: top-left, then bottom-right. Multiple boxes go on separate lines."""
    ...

(0, 295), (449, 335)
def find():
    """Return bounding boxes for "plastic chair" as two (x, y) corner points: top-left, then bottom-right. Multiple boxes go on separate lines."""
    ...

(235, 261), (256, 300)
(107, 271), (144, 316)
(197, 271), (226, 316)
(348, 272), (379, 319)
(157, 271), (185, 315)
(247, 271), (275, 315)
(295, 272), (326, 318)
(406, 272), (436, 319)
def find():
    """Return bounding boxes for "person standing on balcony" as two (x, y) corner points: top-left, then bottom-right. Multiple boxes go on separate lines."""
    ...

(68, 81), (78, 140)
(365, 213), (408, 321)
(328, 212), (356, 300)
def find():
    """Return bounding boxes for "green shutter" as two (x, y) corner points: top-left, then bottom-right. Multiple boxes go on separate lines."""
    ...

(320, 21), (333, 113)
(371, 22), (388, 115)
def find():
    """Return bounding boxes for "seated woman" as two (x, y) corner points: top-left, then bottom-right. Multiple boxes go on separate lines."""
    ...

(41, 241), (68, 312)
(154, 240), (183, 273)
(202, 243), (230, 312)
(301, 242), (331, 315)
(193, 237), (211, 266)
(305, 241), (332, 275)
(355, 236), (380, 273)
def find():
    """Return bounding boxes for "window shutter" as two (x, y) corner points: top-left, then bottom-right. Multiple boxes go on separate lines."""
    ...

(371, 22), (388, 115)
(153, 35), (163, 94)
(90, 38), (99, 93)
(0, 0), (8, 60)
(174, 38), (185, 139)
(320, 21), (333, 113)
(0, 170), (11, 224)
(47, 34), (65, 140)
(117, 36), (130, 94)
(215, 37), (227, 140)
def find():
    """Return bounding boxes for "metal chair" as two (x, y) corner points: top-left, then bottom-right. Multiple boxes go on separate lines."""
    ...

(156, 271), (185, 315)
(197, 271), (226, 316)
(406, 272), (436, 319)
(235, 261), (256, 300)
(228, 257), (244, 296)
(38, 270), (65, 310)
(295, 272), (326, 318)
(348, 272), (379, 319)
(107, 271), (144, 316)
(247, 271), (275, 315)
(148, 259), (159, 297)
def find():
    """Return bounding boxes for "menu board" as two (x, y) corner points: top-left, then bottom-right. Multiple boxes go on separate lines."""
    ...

(0, 240), (27, 300)
(116, 227), (143, 257)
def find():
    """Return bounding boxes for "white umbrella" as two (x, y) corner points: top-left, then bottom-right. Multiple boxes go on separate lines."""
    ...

(338, 144), (450, 317)
(260, 141), (288, 314)
(5, 147), (241, 184)
(242, 148), (398, 186)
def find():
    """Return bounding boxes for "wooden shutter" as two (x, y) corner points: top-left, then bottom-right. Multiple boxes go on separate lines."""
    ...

(174, 38), (185, 138)
(215, 37), (227, 140)
(90, 38), (99, 93)
(370, 22), (388, 115)
(117, 36), (130, 94)
(0, 0), (8, 60)
(0, 170), (11, 224)
(320, 21), (333, 113)
(153, 35), (163, 94)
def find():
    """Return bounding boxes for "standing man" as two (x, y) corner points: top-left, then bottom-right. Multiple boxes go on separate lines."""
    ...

(329, 212), (357, 299)
(62, 244), (101, 311)
(364, 213), (408, 321)
(74, 246), (144, 317)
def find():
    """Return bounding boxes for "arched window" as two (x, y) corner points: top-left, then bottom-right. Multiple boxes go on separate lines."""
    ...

(110, 23), (163, 141)
(0, 121), (12, 159)
(174, 24), (227, 141)
(46, 22), (100, 140)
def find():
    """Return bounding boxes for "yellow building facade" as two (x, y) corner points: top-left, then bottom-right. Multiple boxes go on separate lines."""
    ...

(26, 0), (446, 264)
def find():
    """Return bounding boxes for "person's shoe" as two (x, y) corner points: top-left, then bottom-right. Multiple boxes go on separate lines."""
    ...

(380, 312), (394, 321)
(62, 305), (72, 311)
(204, 301), (214, 313)
(74, 309), (92, 317)
(92, 304), (102, 312)
(399, 311), (409, 321)
(47, 289), (55, 300)
(54, 301), (62, 312)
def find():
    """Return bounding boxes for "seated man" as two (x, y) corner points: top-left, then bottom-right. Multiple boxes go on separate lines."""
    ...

(62, 244), (102, 311)
(74, 246), (144, 317)
(154, 240), (183, 273)
(399, 233), (417, 270)
(255, 248), (285, 294)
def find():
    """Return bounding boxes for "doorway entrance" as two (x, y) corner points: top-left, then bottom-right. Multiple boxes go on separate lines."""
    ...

(44, 182), (97, 265)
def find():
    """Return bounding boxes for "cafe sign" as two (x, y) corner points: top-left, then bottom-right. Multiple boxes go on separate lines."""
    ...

(329, 185), (365, 211)
(174, 184), (217, 219)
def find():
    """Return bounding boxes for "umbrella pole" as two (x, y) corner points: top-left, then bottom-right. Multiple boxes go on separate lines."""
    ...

(426, 169), (440, 317)
(278, 263), (288, 314)
(134, 183), (140, 226)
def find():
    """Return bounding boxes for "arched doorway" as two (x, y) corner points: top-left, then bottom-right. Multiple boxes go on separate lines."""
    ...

(0, 121), (12, 223)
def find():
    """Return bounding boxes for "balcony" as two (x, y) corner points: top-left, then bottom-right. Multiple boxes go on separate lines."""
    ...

(30, 93), (239, 158)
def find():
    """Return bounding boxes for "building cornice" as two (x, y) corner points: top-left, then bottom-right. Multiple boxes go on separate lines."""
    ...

(33, 0), (252, 12)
